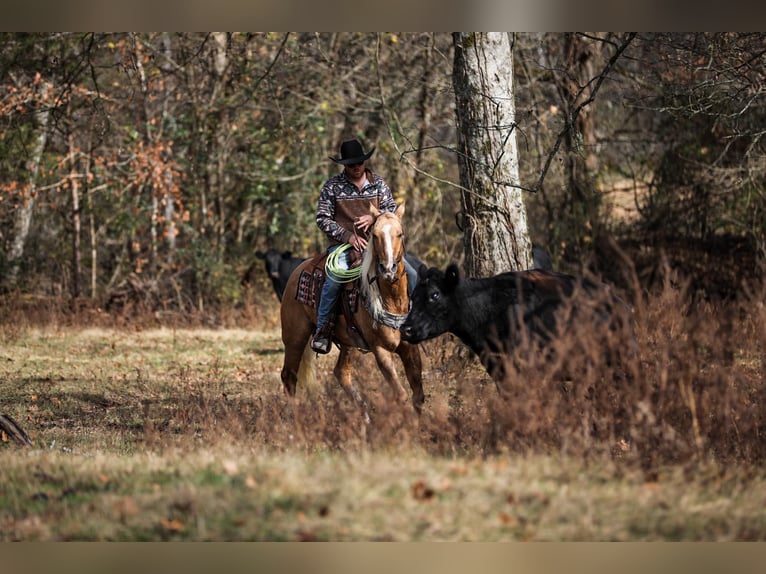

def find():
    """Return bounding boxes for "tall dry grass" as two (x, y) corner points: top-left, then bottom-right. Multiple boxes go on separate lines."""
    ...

(2, 267), (766, 540)
(460, 264), (766, 474)
(1, 262), (764, 478)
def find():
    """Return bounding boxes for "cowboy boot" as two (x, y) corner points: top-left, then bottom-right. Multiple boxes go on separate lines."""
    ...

(311, 324), (333, 354)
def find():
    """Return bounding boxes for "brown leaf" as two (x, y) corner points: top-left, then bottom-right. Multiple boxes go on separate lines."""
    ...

(411, 479), (435, 501)
(222, 460), (238, 476)
(296, 529), (317, 542)
(160, 517), (184, 532)
(498, 511), (518, 526)
(113, 497), (139, 520)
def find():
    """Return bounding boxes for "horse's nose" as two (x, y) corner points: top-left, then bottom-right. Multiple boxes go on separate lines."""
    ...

(401, 324), (412, 338)
(378, 262), (395, 281)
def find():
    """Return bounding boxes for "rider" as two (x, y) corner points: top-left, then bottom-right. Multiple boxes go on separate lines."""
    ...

(312, 138), (416, 354)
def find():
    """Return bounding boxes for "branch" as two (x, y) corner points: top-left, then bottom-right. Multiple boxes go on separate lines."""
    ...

(251, 33), (290, 93)
(532, 32), (637, 194)
(374, 35), (471, 198)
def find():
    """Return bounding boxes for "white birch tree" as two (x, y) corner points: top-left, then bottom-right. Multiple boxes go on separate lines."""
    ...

(5, 79), (51, 290)
(452, 32), (532, 277)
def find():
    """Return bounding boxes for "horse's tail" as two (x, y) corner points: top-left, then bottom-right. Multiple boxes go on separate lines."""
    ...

(296, 342), (319, 396)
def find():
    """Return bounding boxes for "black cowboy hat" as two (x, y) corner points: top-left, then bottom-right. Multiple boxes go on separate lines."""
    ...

(330, 139), (375, 165)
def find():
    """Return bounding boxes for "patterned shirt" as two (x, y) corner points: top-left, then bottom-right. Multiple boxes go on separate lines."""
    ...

(316, 169), (397, 246)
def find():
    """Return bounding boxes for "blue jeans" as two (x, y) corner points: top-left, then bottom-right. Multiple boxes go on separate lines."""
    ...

(316, 245), (347, 331)
(316, 245), (420, 331)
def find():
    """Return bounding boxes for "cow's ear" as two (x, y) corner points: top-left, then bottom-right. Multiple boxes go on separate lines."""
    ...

(255, 251), (265, 259)
(282, 251), (292, 259)
(444, 263), (461, 293)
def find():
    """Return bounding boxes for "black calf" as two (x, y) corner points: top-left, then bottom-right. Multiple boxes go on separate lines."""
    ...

(400, 263), (636, 382)
(251, 248), (304, 301)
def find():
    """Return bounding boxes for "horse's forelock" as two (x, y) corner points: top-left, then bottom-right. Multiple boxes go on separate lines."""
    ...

(375, 212), (403, 255)
(360, 211), (403, 318)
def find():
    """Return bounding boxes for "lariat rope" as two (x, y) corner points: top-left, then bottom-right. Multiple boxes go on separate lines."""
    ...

(325, 243), (363, 283)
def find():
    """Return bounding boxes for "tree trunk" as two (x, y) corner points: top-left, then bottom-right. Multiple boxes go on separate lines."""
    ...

(68, 126), (82, 299)
(86, 157), (97, 298)
(210, 32), (230, 258)
(5, 80), (52, 290)
(412, 33), (435, 217)
(133, 33), (179, 270)
(561, 33), (604, 256)
(132, 34), (159, 275)
(160, 33), (177, 256)
(452, 32), (532, 277)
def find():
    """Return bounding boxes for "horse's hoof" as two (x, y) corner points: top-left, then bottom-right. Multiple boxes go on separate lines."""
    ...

(282, 384), (296, 396)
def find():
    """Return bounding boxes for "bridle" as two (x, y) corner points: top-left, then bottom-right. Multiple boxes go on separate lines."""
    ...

(368, 213), (406, 285)
(360, 211), (410, 330)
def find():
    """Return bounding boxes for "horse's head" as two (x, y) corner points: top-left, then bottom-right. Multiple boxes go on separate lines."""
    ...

(368, 201), (406, 283)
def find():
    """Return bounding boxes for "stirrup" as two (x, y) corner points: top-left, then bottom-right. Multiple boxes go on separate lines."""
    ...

(311, 331), (332, 354)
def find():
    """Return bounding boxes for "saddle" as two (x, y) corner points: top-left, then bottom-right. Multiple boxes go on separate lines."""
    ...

(295, 253), (368, 350)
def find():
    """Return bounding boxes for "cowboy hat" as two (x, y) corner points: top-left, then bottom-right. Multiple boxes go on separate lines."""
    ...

(330, 139), (375, 165)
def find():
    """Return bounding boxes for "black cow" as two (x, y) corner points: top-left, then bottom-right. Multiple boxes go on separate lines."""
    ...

(252, 248), (305, 301)
(532, 246), (553, 271)
(400, 263), (636, 382)
(404, 251), (426, 275)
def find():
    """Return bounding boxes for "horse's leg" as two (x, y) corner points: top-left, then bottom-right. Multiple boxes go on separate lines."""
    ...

(280, 343), (304, 396)
(333, 346), (371, 423)
(396, 341), (425, 414)
(280, 321), (313, 397)
(371, 347), (409, 405)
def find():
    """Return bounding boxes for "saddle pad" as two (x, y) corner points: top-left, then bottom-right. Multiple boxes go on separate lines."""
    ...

(345, 285), (359, 313)
(296, 267), (324, 308)
(295, 263), (360, 312)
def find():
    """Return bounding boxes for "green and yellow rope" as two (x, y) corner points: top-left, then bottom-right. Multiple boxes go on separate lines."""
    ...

(325, 243), (363, 283)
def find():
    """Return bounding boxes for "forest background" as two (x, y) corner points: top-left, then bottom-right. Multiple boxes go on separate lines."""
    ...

(1, 32), (764, 315)
(2, 32), (766, 542)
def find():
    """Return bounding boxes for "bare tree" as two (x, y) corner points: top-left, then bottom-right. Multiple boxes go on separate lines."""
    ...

(550, 33), (635, 259)
(4, 79), (51, 291)
(67, 108), (82, 299)
(452, 32), (532, 276)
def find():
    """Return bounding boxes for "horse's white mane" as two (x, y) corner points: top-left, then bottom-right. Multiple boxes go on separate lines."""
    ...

(360, 236), (384, 320)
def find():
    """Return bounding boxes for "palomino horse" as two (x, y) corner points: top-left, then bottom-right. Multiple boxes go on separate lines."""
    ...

(279, 201), (424, 421)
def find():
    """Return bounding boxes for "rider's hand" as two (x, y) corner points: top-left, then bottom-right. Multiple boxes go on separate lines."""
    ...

(354, 214), (373, 234)
(350, 234), (367, 252)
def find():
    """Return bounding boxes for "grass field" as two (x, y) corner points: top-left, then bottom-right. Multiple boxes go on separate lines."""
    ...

(2, 279), (766, 541)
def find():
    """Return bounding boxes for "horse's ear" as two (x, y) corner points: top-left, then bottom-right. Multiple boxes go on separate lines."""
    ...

(417, 263), (428, 280)
(394, 200), (406, 219)
(282, 251), (292, 259)
(369, 205), (381, 218)
(444, 263), (461, 293)
(255, 251), (265, 259)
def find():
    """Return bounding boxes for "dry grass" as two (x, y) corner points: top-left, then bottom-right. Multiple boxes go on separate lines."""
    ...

(1, 270), (765, 540)
(3, 446), (766, 541)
